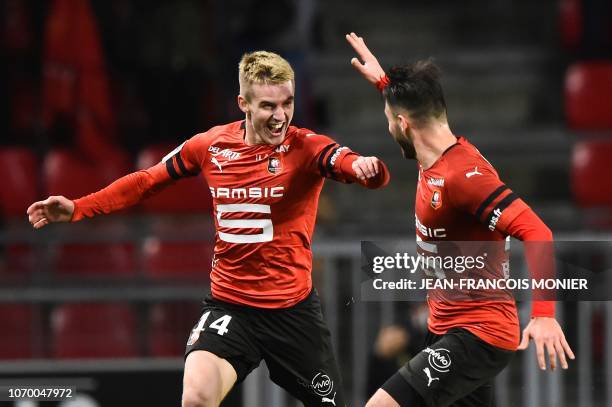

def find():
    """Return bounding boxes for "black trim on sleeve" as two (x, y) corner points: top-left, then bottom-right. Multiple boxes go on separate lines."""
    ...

(317, 143), (336, 178)
(174, 152), (199, 177)
(325, 147), (342, 180)
(484, 192), (518, 226)
(474, 185), (508, 221)
(165, 158), (180, 180)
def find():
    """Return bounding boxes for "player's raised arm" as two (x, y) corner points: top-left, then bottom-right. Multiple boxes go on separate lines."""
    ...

(345, 32), (387, 89)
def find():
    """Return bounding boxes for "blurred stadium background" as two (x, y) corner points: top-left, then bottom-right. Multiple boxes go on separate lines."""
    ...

(1, 0), (611, 406)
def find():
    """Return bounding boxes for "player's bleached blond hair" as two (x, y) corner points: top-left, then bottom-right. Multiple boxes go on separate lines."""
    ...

(239, 51), (295, 100)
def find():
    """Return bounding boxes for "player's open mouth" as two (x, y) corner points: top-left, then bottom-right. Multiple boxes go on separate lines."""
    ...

(268, 122), (285, 137)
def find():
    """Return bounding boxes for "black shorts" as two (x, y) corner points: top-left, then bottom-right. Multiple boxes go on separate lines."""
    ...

(382, 328), (514, 407)
(185, 289), (345, 407)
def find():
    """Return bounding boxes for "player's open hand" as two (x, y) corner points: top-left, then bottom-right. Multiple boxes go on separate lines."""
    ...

(517, 316), (575, 371)
(353, 156), (382, 181)
(27, 196), (75, 229)
(345, 32), (386, 86)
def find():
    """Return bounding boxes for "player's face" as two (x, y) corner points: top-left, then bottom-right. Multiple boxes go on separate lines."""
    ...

(384, 102), (416, 159)
(239, 81), (295, 146)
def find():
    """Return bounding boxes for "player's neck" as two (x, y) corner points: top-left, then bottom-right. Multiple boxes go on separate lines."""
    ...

(414, 123), (457, 170)
(244, 119), (262, 145)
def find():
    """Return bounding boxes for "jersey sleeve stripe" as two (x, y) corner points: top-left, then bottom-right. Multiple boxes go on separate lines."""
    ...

(165, 158), (180, 180)
(317, 143), (337, 178)
(475, 185), (508, 221)
(325, 147), (341, 180)
(484, 191), (519, 225)
(175, 152), (199, 177)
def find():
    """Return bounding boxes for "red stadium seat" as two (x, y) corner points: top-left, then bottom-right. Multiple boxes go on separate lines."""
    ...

(148, 302), (202, 357)
(1, 244), (36, 281)
(0, 304), (41, 359)
(53, 243), (135, 278)
(43, 148), (131, 198)
(142, 238), (213, 281)
(0, 148), (39, 217)
(51, 303), (138, 358)
(137, 145), (213, 213)
(571, 140), (612, 206)
(565, 62), (612, 130)
(559, 0), (583, 50)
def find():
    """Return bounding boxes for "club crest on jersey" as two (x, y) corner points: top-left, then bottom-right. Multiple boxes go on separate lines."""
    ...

(431, 189), (443, 210)
(267, 155), (282, 174)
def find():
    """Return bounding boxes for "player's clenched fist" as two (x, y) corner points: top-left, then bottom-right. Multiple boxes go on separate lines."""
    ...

(352, 156), (382, 180)
(27, 196), (74, 229)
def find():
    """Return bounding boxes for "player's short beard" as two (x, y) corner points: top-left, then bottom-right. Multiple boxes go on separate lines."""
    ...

(398, 137), (416, 159)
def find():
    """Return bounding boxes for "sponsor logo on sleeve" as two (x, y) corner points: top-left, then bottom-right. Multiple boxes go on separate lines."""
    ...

(329, 146), (348, 167)
(488, 208), (503, 231)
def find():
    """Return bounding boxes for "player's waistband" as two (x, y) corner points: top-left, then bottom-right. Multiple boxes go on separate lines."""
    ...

(205, 288), (319, 312)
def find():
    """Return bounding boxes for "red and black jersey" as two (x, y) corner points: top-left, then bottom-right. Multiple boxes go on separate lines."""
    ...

(415, 137), (553, 350)
(72, 121), (390, 308)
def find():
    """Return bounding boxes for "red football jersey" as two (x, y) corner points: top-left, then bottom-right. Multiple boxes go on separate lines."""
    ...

(415, 137), (530, 350)
(73, 120), (389, 308)
(174, 121), (370, 308)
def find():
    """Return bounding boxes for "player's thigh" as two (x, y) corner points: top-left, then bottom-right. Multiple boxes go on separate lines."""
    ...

(256, 291), (346, 406)
(449, 380), (493, 407)
(381, 329), (512, 407)
(366, 388), (415, 407)
(183, 299), (262, 405)
(182, 350), (237, 406)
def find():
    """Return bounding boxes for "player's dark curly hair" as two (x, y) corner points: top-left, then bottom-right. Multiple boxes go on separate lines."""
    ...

(383, 60), (447, 127)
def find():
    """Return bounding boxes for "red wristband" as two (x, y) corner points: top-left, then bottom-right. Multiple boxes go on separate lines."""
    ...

(375, 75), (390, 92)
(531, 300), (555, 318)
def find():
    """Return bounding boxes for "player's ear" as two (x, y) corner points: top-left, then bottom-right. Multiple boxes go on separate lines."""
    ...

(237, 94), (249, 114)
(397, 113), (411, 134)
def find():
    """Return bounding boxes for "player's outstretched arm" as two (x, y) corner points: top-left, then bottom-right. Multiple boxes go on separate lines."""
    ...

(26, 162), (175, 227)
(27, 196), (74, 229)
(345, 32), (386, 88)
